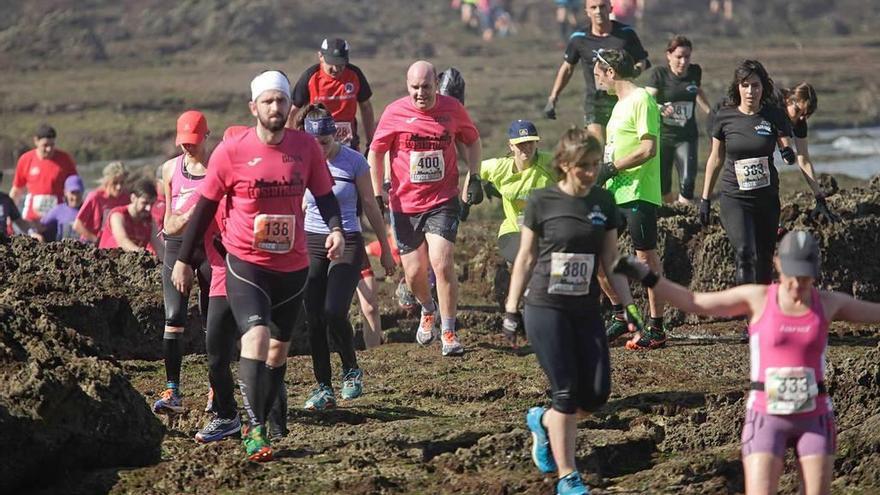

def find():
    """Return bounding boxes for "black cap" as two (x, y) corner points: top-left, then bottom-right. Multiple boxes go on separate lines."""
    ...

(35, 123), (56, 139)
(778, 230), (821, 278)
(320, 38), (349, 65)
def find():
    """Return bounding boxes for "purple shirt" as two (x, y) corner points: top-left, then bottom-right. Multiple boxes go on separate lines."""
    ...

(41, 203), (80, 241)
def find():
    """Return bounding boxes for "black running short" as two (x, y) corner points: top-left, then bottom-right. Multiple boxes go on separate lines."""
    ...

(224, 254), (308, 341)
(390, 198), (460, 255)
(617, 200), (658, 251)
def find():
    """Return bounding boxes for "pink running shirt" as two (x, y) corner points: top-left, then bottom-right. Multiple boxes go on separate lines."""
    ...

(169, 154), (206, 214)
(747, 283), (830, 417)
(76, 188), (130, 242)
(98, 205), (155, 253)
(198, 127), (334, 272)
(370, 95), (479, 214)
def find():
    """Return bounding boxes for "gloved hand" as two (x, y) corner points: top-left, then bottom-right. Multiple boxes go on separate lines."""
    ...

(595, 161), (618, 187)
(543, 100), (557, 120)
(459, 202), (471, 221)
(780, 146), (796, 165)
(466, 174), (484, 205)
(810, 194), (840, 223)
(375, 195), (386, 215)
(623, 304), (645, 334)
(699, 198), (711, 227)
(483, 181), (502, 201)
(502, 311), (523, 346)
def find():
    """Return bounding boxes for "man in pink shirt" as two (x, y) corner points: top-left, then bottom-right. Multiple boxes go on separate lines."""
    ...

(171, 70), (344, 462)
(9, 124), (78, 222)
(368, 60), (483, 357)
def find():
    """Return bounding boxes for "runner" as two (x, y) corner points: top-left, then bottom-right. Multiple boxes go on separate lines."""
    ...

(699, 60), (797, 287)
(98, 178), (157, 253)
(644, 35), (711, 204)
(613, 230), (880, 495)
(505, 127), (642, 495)
(172, 70), (344, 462)
(0, 170), (33, 239)
(9, 124), (78, 223)
(544, 0), (649, 143)
(290, 38), (375, 152)
(478, 119), (555, 308)
(591, 48), (665, 350)
(368, 60), (482, 356)
(73, 161), (129, 243)
(152, 110), (213, 415)
(295, 104), (394, 411)
(776, 82), (838, 223)
(33, 174), (85, 242)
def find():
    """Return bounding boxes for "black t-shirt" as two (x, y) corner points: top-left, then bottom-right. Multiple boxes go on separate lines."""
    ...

(712, 105), (792, 199)
(563, 21), (649, 114)
(523, 185), (619, 311)
(645, 64), (702, 142)
(0, 193), (21, 239)
(792, 118), (808, 139)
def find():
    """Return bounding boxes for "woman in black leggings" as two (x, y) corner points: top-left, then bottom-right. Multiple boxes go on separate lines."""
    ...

(296, 104), (394, 411)
(699, 59), (796, 286)
(504, 127), (641, 495)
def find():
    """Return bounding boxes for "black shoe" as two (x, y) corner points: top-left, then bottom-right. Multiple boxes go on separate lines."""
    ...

(267, 381), (289, 440)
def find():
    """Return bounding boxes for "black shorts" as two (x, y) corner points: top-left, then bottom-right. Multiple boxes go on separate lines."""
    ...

(390, 198), (460, 255)
(224, 253), (308, 341)
(497, 232), (521, 264)
(524, 304), (610, 414)
(584, 93), (616, 127)
(617, 200), (658, 251)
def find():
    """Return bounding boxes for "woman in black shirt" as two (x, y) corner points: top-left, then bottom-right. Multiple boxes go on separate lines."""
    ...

(699, 59), (796, 286)
(504, 127), (641, 495)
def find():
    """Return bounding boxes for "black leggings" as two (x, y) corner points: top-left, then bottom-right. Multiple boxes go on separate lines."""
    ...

(305, 232), (363, 386)
(162, 236), (211, 327)
(660, 138), (698, 199)
(719, 193), (781, 285)
(224, 254), (308, 340)
(206, 296), (239, 419)
(524, 304), (611, 414)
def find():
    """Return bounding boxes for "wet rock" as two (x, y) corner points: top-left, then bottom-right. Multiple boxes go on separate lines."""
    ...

(0, 298), (163, 493)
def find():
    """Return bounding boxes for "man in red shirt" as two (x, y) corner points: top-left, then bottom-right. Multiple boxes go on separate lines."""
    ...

(369, 60), (483, 357)
(98, 178), (157, 253)
(9, 124), (77, 222)
(289, 38), (375, 152)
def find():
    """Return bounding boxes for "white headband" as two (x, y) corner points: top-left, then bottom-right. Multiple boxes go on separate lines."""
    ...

(250, 71), (291, 102)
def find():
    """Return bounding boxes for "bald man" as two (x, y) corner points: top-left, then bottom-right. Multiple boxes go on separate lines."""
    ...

(368, 60), (482, 357)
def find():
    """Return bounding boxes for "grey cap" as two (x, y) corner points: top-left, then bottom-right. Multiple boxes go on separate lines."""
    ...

(778, 230), (821, 278)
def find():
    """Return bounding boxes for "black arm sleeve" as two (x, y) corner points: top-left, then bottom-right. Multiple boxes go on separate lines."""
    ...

(314, 192), (343, 232)
(177, 196), (219, 265)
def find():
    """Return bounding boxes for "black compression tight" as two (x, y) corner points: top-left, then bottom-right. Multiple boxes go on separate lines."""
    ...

(524, 305), (611, 414)
(719, 193), (781, 285)
(305, 232), (363, 386)
(206, 296), (238, 419)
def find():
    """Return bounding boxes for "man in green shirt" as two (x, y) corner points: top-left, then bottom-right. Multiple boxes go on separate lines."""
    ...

(592, 48), (667, 350)
(479, 120), (556, 307)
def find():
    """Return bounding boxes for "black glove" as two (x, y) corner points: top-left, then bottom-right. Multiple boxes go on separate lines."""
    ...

(483, 181), (502, 201)
(543, 100), (557, 120)
(382, 181), (391, 193)
(623, 304), (645, 334)
(780, 146), (796, 165)
(502, 311), (522, 346)
(459, 202), (471, 221)
(699, 198), (711, 227)
(595, 161), (618, 187)
(810, 195), (840, 223)
(466, 174), (484, 205)
(612, 255), (659, 288)
(375, 195), (386, 215)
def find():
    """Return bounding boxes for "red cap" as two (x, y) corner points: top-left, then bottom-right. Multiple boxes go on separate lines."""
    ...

(176, 110), (209, 146)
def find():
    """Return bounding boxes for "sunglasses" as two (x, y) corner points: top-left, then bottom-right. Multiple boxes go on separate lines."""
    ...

(593, 49), (611, 67)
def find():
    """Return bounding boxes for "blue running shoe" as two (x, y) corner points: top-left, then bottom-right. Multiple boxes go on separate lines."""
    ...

(303, 384), (336, 411)
(195, 414), (241, 443)
(557, 471), (590, 495)
(152, 386), (184, 414)
(526, 406), (557, 473)
(341, 368), (364, 400)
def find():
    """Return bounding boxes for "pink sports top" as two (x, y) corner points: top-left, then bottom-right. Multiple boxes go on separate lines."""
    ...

(746, 283), (830, 416)
(169, 155), (206, 215)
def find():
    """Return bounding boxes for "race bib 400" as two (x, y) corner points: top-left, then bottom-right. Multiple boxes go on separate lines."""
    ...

(409, 150), (445, 183)
(548, 252), (595, 296)
(253, 214), (295, 253)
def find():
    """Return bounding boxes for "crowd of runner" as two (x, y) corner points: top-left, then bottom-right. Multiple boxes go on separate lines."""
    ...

(2, 1), (875, 494)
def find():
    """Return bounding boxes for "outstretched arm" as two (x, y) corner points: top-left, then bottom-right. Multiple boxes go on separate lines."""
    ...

(822, 291), (880, 323)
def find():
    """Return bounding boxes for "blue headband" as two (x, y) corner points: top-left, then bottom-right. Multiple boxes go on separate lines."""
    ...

(304, 116), (337, 136)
